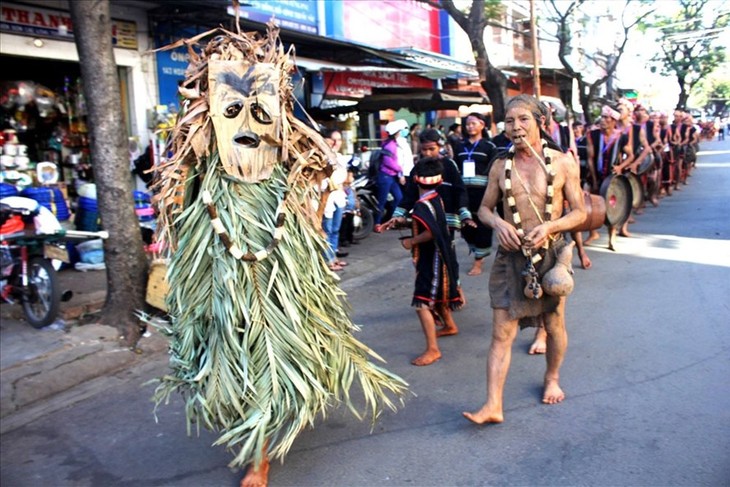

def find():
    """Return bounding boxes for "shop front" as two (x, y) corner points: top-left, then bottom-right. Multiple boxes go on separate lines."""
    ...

(0, 1), (154, 218)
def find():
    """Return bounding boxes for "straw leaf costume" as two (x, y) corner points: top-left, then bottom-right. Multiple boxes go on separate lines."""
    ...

(151, 24), (407, 470)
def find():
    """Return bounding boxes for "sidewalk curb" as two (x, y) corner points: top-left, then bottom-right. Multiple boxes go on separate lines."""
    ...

(0, 323), (168, 428)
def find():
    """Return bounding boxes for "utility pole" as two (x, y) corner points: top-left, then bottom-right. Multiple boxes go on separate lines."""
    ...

(530, 0), (541, 98)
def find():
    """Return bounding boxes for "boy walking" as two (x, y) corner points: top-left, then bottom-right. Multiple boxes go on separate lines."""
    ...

(400, 157), (463, 365)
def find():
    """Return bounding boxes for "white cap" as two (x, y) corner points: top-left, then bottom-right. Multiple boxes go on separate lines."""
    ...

(385, 119), (408, 135)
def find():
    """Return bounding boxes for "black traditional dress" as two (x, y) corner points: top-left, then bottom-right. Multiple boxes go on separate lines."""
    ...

(410, 191), (462, 309)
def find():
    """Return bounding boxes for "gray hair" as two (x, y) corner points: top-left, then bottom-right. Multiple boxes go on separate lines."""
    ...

(506, 94), (544, 124)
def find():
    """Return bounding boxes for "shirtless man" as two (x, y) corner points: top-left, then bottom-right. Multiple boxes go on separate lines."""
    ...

(585, 105), (634, 251)
(463, 95), (585, 424)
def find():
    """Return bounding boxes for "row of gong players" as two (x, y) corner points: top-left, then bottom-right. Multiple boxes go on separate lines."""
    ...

(572, 104), (700, 252)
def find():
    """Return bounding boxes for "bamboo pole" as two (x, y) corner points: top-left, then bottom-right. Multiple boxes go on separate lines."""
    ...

(530, 0), (541, 98)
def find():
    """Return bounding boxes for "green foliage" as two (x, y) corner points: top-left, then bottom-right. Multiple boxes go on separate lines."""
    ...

(647, 0), (728, 102)
(690, 64), (730, 113)
(484, 0), (504, 20)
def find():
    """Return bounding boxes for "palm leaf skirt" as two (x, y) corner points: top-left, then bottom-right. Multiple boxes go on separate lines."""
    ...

(153, 160), (407, 468)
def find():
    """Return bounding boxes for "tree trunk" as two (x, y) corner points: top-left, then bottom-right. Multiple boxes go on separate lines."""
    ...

(69, 0), (148, 347)
(676, 78), (689, 110)
(482, 65), (508, 123)
(471, 34), (507, 123)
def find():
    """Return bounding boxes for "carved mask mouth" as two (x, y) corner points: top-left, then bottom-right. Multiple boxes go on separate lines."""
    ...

(234, 131), (260, 148)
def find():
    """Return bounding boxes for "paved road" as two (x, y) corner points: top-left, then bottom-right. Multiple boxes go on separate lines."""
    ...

(2, 140), (729, 486)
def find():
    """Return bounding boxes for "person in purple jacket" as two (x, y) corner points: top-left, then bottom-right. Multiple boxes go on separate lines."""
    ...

(374, 119), (408, 232)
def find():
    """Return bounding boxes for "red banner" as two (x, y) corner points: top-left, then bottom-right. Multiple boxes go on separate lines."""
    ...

(323, 72), (432, 98)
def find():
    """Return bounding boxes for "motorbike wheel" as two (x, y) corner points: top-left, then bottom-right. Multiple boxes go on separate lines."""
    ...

(22, 257), (61, 329)
(353, 206), (374, 241)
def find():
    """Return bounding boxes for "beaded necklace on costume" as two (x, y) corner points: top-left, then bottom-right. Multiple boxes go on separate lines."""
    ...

(201, 188), (288, 262)
(504, 140), (555, 299)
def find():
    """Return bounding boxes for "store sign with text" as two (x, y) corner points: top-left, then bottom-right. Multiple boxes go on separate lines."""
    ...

(227, 0), (318, 35)
(0, 2), (137, 49)
(342, 0), (439, 52)
(316, 72), (432, 99)
(156, 48), (190, 109)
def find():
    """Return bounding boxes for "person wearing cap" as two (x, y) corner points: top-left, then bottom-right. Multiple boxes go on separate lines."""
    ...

(373, 119), (409, 232)
(585, 105), (634, 251)
(453, 112), (499, 276)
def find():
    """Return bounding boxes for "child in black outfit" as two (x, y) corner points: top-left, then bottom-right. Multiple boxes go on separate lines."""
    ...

(400, 157), (463, 365)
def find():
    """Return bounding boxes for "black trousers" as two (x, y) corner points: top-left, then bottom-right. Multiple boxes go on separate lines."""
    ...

(339, 212), (355, 244)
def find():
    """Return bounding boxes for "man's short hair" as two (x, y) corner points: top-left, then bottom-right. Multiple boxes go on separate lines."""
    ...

(419, 128), (443, 145)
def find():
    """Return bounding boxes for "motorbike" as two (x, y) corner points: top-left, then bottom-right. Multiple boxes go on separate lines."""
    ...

(1, 203), (108, 328)
(351, 173), (375, 240)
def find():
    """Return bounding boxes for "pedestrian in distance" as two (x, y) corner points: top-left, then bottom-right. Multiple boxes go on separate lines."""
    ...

(463, 94), (586, 424)
(321, 128), (349, 271)
(338, 167), (360, 248)
(399, 156), (464, 365)
(373, 119), (408, 232)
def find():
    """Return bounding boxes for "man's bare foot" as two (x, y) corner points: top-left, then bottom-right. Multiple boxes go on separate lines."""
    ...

(578, 250), (592, 270)
(619, 228), (632, 238)
(436, 326), (459, 337)
(411, 349), (441, 366)
(463, 405), (504, 424)
(467, 259), (484, 276)
(241, 459), (270, 487)
(584, 231), (599, 245)
(650, 196), (659, 207)
(542, 378), (565, 405)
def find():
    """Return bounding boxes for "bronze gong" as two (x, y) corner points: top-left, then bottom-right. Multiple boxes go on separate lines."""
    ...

(635, 153), (655, 176)
(599, 174), (632, 226)
(624, 172), (644, 209)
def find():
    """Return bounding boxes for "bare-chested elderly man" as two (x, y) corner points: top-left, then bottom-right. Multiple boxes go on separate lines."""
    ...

(463, 94), (586, 424)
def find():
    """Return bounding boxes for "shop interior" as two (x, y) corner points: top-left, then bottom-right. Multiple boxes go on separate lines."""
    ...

(0, 54), (148, 240)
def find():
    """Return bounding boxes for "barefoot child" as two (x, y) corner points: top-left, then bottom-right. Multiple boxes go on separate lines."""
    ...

(400, 157), (463, 366)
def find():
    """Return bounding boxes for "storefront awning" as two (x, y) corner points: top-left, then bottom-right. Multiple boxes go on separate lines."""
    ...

(314, 87), (490, 115)
(294, 56), (422, 74)
(378, 47), (478, 80)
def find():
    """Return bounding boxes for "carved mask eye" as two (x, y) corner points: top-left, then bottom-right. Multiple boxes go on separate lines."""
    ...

(250, 102), (272, 125)
(224, 101), (243, 119)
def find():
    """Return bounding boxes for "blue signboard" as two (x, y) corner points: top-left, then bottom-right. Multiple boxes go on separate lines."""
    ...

(155, 48), (191, 109)
(228, 0), (319, 35)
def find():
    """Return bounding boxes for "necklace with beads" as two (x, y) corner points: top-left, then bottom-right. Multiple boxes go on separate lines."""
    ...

(504, 140), (555, 298)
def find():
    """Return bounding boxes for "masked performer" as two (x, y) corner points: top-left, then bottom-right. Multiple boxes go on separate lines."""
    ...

(151, 24), (406, 487)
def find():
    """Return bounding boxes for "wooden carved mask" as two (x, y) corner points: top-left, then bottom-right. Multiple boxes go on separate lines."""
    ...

(209, 60), (281, 182)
